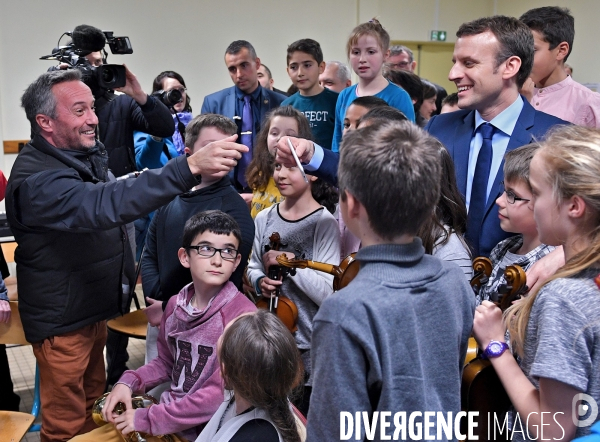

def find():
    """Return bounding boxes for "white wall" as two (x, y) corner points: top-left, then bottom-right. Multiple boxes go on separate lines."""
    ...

(1, 0), (599, 178)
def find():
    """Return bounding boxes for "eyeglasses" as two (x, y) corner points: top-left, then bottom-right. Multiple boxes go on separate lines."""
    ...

(388, 61), (411, 69)
(187, 245), (239, 261)
(500, 182), (531, 204)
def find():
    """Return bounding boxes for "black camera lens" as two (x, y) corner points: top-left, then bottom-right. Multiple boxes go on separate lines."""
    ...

(163, 89), (183, 107)
(101, 69), (115, 83)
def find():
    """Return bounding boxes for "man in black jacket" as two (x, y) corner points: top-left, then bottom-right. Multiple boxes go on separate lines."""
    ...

(6, 69), (246, 442)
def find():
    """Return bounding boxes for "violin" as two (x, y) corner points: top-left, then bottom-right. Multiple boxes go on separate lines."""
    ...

(255, 232), (299, 333)
(276, 253), (359, 291)
(462, 258), (527, 441)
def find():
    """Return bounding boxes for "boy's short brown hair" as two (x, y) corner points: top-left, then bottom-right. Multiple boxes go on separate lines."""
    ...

(185, 113), (237, 149)
(503, 143), (540, 190)
(338, 121), (441, 240)
(286, 38), (324, 65)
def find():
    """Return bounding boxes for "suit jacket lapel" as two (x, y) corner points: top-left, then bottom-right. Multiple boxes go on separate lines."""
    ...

(453, 111), (476, 196)
(258, 87), (270, 123)
(225, 88), (236, 119)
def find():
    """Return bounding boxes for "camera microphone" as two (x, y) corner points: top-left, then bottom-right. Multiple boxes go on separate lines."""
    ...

(71, 24), (106, 53)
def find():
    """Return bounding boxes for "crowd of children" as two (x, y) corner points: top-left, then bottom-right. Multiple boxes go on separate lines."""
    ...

(5, 7), (600, 442)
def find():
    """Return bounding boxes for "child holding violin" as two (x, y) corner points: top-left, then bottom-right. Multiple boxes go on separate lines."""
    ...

(474, 125), (600, 441)
(307, 121), (475, 441)
(476, 143), (555, 305)
(246, 141), (340, 416)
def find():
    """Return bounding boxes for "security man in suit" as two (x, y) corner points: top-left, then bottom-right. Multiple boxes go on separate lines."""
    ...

(201, 40), (286, 191)
(425, 16), (567, 257)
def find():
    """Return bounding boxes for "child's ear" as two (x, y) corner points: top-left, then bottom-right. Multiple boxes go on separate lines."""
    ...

(184, 146), (193, 157)
(556, 42), (570, 62)
(345, 190), (362, 220)
(308, 174), (318, 183)
(318, 61), (326, 75)
(384, 48), (391, 61)
(178, 247), (191, 269)
(232, 251), (242, 272)
(567, 194), (587, 220)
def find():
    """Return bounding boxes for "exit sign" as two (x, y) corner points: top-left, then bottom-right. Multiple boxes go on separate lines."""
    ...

(430, 30), (447, 41)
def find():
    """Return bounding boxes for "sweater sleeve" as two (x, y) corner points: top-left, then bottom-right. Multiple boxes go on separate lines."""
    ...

(133, 364), (223, 436)
(246, 207), (270, 292)
(386, 85), (416, 122)
(287, 210), (340, 306)
(307, 315), (372, 441)
(118, 297), (177, 394)
(141, 207), (164, 302)
(331, 90), (347, 153)
(130, 95), (175, 138)
(134, 131), (170, 170)
(432, 232), (473, 281)
(16, 155), (195, 231)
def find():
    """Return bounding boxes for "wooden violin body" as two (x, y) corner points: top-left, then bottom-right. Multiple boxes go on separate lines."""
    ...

(255, 295), (298, 333)
(256, 233), (299, 333)
(462, 258), (527, 441)
(276, 252), (359, 291)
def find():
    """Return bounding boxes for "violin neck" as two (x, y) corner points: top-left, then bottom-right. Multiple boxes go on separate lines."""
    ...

(302, 260), (339, 276)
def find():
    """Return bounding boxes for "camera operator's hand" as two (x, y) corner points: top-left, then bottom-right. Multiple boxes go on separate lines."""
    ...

(186, 134), (248, 179)
(114, 64), (148, 105)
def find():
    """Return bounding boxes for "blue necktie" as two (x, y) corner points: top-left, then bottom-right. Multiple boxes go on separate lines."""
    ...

(466, 123), (495, 257)
(237, 95), (253, 188)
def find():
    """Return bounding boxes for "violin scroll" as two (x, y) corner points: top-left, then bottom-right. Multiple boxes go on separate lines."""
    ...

(497, 264), (527, 311)
(470, 257), (493, 291)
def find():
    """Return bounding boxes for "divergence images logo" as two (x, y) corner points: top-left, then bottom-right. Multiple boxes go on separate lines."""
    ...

(572, 394), (599, 428)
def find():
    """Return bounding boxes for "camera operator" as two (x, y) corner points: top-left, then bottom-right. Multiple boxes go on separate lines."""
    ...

(48, 25), (175, 177)
(6, 69), (246, 441)
(46, 25), (176, 389)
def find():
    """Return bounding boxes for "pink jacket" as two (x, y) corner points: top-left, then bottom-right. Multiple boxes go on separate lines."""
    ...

(118, 281), (256, 440)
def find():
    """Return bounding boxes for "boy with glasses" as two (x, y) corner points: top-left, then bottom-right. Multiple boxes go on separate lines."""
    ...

(73, 211), (256, 442)
(141, 114), (254, 364)
(475, 144), (555, 304)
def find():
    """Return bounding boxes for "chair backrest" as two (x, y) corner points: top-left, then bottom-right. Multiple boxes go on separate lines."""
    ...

(0, 301), (29, 345)
(1, 241), (17, 263)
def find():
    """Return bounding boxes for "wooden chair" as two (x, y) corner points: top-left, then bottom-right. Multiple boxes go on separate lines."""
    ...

(0, 410), (34, 441)
(107, 309), (148, 340)
(1, 242), (18, 301)
(0, 301), (41, 436)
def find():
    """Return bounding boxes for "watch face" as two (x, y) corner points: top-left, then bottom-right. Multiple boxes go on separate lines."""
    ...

(485, 340), (508, 358)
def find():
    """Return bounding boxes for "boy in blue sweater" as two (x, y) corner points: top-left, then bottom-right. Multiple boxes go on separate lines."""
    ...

(307, 121), (475, 441)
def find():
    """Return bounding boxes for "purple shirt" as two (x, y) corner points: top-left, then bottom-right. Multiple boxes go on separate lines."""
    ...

(531, 75), (600, 127)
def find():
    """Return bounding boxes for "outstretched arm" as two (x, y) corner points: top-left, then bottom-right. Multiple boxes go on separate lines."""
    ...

(473, 301), (578, 440)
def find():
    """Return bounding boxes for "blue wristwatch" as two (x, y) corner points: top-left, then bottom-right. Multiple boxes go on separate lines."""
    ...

(482, 340), (509, 359)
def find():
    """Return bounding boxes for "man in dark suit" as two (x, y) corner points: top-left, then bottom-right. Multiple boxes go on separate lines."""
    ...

(201, 40), (286, 191)
(425, 16), (567, 257)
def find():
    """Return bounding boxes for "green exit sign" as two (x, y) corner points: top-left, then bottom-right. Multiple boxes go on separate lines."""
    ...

(430, 30), (447, 41)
